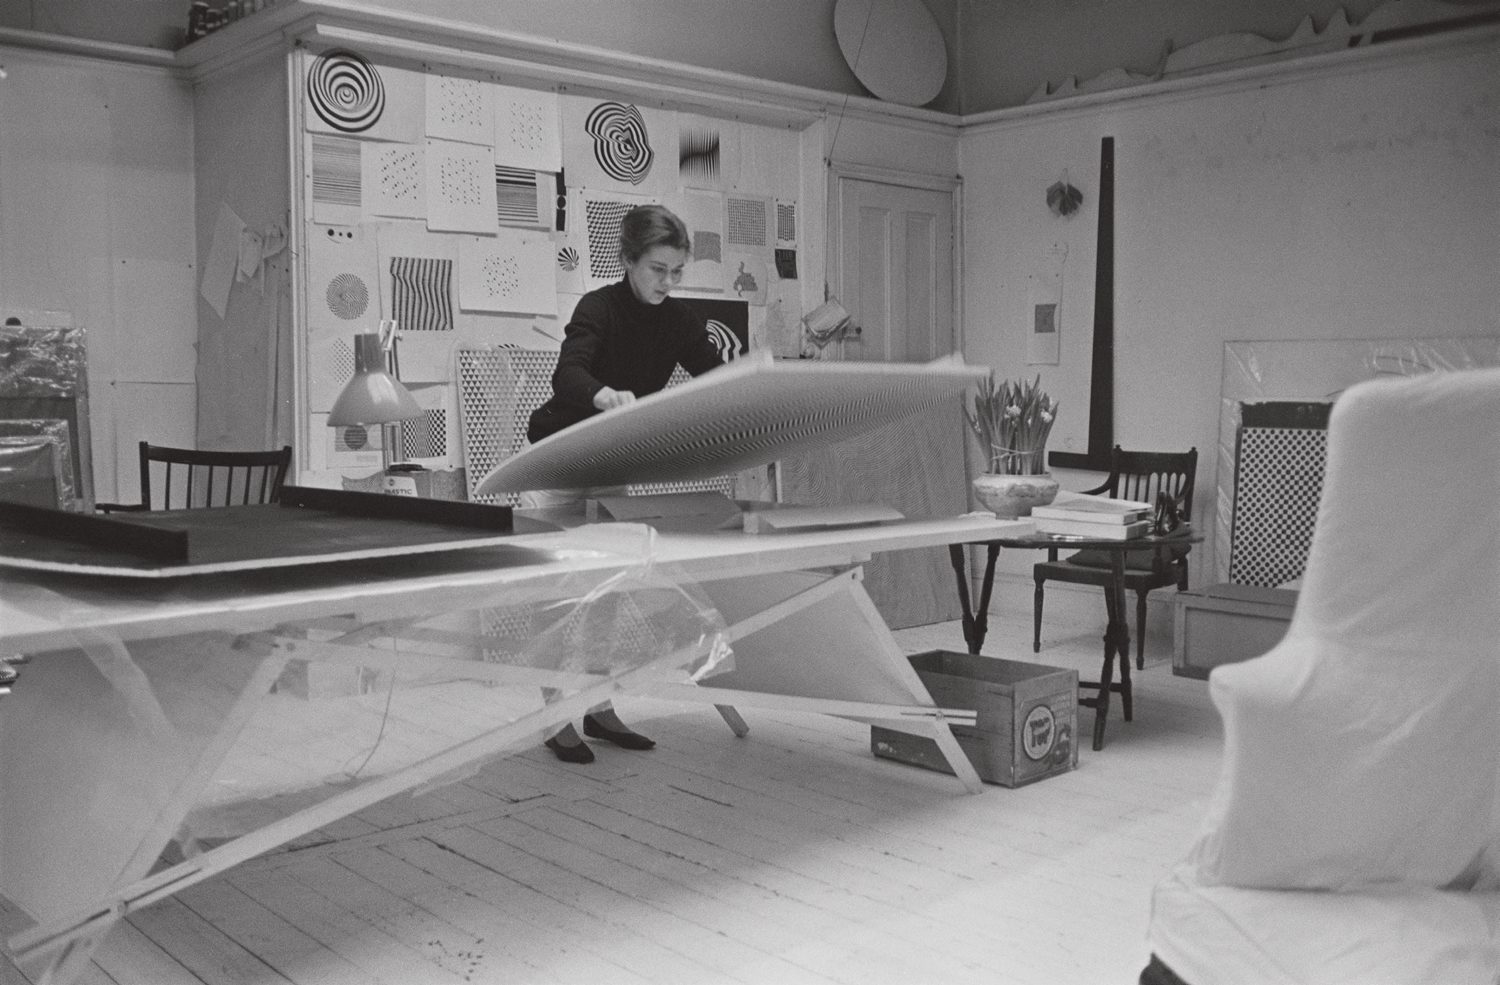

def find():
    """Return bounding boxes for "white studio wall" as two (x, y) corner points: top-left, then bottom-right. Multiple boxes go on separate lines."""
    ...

(958, 33), (1500, 583)
(0, 45), (197, 505)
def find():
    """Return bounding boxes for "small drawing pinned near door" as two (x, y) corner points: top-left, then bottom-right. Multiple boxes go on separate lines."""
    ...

(1028, 302), (1060, 365)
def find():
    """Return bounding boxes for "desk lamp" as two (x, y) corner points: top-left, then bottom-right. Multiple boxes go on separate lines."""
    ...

(327, 324), (422, 471)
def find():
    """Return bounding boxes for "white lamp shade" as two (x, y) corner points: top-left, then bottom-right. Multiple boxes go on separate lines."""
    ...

(327, 333), (423, 426)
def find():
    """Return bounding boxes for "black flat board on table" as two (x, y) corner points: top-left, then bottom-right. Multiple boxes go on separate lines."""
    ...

(0, 487), (539, 578)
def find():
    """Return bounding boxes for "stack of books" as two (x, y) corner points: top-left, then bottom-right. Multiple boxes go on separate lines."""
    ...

(1031, 494), (1153, 540)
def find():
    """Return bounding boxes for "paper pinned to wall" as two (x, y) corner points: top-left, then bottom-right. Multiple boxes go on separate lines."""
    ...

(305, 51), (423, 143)
(677, 114), (740, 189)
(397, 382), (453, 467)
(1026, 243), (1067, 366)
(775, 199), (798, 247)
(425, 139), (499, 234)
(494, 84), (561, 171)
(200, 202), (243, 319)
(494, 166), (548, 228)
(562, 95), (678, 195)
(579, 188), (653, 289)
(725, 252), (768, 306)
(426, 73), (493, 146)
(457, 229), (558, 316)
(305, 223), (380, 333)
(725, 194), (772, 249)
(309, 134), (363, 225)
(305, 327), (358, 411)
(363, 142), (425, 219)
(668, 187), (725, 292)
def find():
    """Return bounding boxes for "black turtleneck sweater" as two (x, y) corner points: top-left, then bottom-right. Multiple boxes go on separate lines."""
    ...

(527, 279), (723, 442)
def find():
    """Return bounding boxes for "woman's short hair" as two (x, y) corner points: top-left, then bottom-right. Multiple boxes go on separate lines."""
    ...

(619, 205), (690, 263)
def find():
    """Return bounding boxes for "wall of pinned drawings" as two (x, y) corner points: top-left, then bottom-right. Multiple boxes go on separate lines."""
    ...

(296, 47), (808, 486)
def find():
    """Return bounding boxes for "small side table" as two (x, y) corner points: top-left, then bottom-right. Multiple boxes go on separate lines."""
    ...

(948, 528), (1199, 751)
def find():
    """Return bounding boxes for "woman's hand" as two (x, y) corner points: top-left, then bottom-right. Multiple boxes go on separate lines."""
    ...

(593, 386), (637, 411)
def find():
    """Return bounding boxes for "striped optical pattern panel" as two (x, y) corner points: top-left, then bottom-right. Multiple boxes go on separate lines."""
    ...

(476, 356), (985, 495)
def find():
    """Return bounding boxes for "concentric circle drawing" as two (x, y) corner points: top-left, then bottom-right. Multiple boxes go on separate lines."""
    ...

(325, 273), (370, 320)
(308, 49), (385, 133)
(584, 102), (654, 185)
(705, 319), (742, 362)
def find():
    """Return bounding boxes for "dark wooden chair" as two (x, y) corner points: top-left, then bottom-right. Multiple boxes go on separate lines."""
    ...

(1033, 446), (1197, 669)
(98, 442), (292, 511)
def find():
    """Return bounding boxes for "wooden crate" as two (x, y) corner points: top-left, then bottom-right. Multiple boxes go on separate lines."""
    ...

(872, 650), (1078, 788)
(1172, 582), (1297, 679)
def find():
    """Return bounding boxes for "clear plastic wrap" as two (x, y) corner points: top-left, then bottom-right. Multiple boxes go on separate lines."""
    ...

(1215, 336), (1500, 584)
(0, 325), (91, 511)
(0, 419), (75, 508)
(0, 526), (730, 930)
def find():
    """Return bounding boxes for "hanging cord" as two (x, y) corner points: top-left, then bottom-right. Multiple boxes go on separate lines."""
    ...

(828, 0), (877, 162)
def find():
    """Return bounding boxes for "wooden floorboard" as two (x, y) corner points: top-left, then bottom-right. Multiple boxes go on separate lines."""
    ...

(21, 581), (1223, 985)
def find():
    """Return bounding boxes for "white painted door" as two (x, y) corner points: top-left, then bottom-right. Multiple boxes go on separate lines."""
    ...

(781, 174), (966, 629)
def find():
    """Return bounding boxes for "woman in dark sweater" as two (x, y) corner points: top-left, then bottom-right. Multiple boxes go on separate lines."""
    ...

(523, 204), (723, 763)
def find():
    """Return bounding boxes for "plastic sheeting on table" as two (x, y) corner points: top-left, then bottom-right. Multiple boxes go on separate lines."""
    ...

(0, 525), (730, 931)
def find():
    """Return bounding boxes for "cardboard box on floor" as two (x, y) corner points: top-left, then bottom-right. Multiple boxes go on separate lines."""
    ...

(872, 650), (1078, 787)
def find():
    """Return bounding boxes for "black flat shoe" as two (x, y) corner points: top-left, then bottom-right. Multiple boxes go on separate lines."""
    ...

(582, 713), (656, 750)
(544, 735), (595, 763)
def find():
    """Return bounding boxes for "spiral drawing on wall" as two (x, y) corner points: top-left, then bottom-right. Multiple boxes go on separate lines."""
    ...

(308, 49), (385, 133)
(584, 102), (654, 185)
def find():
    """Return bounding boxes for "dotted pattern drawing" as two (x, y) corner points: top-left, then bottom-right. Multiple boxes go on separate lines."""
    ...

(307, 49), (384, 133)
(584, 102), (654, 185)
(400, 407), (447, 460)
(437, 154), (486, 208)
(776, 201), (797, 243)
(726, 196), (768, 247)
(457, 347), (730, 505)
(310, 135), (360, 207)
(679, 126), (720, 182)
(503, 100), (550, 158)
(324, 272), (370, 321)
(432, 76), (487, 137)
(374, 145), (422, 210)
(481, 252), (522, 301)
(1229, 425), (1328, 587)
(584, 197), (632, 281)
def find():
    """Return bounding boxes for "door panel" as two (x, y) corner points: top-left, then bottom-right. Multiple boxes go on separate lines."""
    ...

(781, 176), (963, 629)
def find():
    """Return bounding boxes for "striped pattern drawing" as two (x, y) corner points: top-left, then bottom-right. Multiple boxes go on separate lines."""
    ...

(311, 135), (360, 208)
(390, 257), (453, 332)
(495, 165), (540, 226)
(679, 126), (720, 183)
(583, 102), (654, 185)
(776, 200), (797, 244)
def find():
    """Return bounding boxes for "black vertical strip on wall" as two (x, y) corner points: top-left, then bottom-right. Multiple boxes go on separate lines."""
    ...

(1050, 135), (1115, 472)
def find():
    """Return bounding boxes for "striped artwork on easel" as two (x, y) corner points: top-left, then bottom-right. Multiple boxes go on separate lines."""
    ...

(389, 257), (453, 331)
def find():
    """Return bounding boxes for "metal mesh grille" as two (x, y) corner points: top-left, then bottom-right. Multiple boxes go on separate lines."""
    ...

(456, 347), (730, 504)
(1228, 426), (1328, 587)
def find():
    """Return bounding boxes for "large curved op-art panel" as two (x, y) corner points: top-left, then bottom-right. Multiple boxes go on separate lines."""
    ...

(477, 354), (986, 494)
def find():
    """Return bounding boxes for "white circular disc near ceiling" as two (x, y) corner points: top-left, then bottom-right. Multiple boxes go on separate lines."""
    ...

(833, 0), (947, 107)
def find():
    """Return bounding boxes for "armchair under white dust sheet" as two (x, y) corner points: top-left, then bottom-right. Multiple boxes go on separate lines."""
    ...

(1145, 367), (1500, 985)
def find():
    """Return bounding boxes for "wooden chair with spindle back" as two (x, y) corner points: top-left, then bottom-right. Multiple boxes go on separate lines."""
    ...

(1033, 446), (1197, 669)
